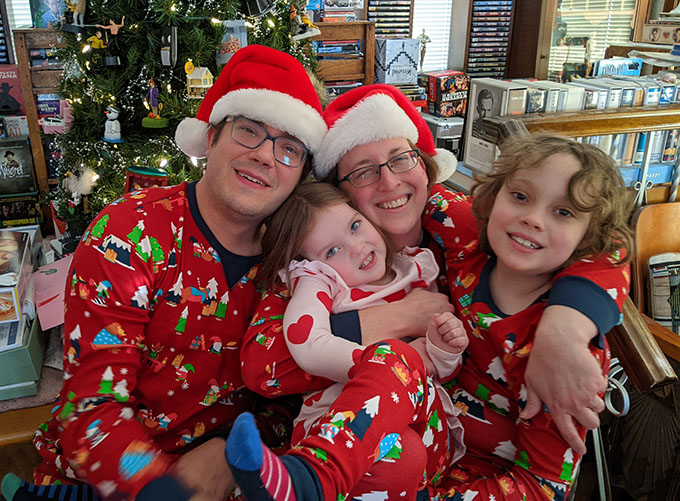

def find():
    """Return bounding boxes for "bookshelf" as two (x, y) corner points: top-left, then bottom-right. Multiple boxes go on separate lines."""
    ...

(13, 28), (64, 198)
(313, 21), (375, 85)
(513, 103), (680, 205)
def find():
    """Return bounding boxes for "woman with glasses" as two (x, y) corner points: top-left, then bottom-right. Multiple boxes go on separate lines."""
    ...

(238, 85), (628, 499)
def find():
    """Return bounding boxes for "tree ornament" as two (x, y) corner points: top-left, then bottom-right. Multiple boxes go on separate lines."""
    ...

(103, 104), (123, 143)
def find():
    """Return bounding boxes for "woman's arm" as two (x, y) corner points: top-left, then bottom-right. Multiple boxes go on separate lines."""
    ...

(358, 288), (454, 345)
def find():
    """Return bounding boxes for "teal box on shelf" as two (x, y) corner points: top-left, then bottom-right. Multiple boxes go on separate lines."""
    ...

(0, 318), (46, 400)
(620, 163), (674, 187)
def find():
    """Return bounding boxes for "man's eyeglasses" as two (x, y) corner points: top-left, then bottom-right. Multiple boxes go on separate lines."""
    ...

(228, 116), (309, 168)
(338, 150), (421, 188)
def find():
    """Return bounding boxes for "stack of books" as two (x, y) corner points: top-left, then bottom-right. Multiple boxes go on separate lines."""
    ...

(321, 0), (362, 22)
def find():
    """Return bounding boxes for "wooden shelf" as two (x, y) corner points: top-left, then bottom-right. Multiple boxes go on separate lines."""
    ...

(13, 28), (65, 233)
(312, 21), (375, 85)
(517, 103), (680, 137)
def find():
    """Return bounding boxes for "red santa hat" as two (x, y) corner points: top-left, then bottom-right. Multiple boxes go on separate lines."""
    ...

(314, 84), (456, 183)
(175, 45), (326, 158)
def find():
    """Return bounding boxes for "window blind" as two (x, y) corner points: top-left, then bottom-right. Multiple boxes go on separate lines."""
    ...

(547, 0), (637, 81)
(6, 0), (32, 30)
(412, 0), (453, 71)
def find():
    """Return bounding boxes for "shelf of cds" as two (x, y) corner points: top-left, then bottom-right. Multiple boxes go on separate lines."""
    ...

(464, 0), (514, 79)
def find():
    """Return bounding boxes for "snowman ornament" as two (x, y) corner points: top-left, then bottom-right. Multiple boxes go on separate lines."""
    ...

(103, 104), (123, 143)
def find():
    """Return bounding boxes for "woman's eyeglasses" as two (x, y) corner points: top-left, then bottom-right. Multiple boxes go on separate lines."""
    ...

(338, 149), (420, 188)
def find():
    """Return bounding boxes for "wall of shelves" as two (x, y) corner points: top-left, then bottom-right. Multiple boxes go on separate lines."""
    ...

(313, 21), (376, 84)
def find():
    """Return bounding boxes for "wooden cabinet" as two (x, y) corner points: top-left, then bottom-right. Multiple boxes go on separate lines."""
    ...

(312, 21), (375, 85)
(13, 28), (65, 201)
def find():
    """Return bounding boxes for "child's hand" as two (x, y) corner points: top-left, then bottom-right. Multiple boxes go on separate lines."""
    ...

(409, 337), (436, 374)
(428, 312), (468, 355)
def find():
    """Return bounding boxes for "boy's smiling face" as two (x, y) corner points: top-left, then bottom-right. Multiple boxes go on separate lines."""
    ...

(487, 152), (592, 281)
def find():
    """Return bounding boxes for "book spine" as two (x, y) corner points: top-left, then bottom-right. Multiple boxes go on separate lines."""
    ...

(622, 133), (637, 166)
(634, 132), (648, 165)
(620, 88), (635, 107)
(505, 88), (527, 116)
(606, 89), (622, 109)
(544, 89), (559, 113)
(595, 89), (608, 109)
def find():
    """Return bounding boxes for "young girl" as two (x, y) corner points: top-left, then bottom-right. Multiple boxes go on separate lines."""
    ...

(421, 133), (633, 499)
(228, 181), (468, 500)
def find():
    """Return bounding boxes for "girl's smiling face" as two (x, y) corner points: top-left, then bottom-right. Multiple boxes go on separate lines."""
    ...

(301, 202), (391, 287)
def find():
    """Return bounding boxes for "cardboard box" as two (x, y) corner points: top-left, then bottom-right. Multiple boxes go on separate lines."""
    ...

(375, 38), (419, 85)
(0, 230), (33, 325)
(0, 317), (44, 391)
(642, 23), (680, 44)
(2, 116), (29, 139)
(428, 99), (468, 118)
(420, 70), (470, 106)
(463, 78), (527, 174)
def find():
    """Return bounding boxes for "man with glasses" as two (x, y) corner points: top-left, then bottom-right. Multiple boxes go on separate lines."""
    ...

(19, 45), (326, 501)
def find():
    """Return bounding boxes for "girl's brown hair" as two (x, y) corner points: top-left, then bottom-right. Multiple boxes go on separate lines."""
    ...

(260, 182), (393, 288)
(471, 133), (633, 266)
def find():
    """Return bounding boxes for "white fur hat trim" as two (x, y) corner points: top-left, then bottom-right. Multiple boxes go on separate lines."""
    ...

(313, 93), (418, 179)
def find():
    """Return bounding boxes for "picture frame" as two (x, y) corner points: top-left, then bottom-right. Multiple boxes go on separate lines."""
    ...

(216, 21), (248, 67)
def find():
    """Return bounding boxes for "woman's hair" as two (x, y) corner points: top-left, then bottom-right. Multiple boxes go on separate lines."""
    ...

(471, 133), (634, 266)
(321, 139), (438, 192)
(260, 182), (393, 288)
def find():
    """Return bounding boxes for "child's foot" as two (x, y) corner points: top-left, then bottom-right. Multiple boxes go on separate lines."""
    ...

(1, 474), (100, 501)
(225, 412), (297, 501)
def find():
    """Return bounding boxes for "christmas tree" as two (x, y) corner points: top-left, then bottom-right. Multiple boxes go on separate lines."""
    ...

(49, 0), (317, 237)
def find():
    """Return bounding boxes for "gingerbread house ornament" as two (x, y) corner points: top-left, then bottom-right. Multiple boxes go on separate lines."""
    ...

(186, 67), (214, 99)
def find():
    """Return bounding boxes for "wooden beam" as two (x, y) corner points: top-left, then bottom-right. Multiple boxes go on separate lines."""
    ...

(0, 404), (52, 447)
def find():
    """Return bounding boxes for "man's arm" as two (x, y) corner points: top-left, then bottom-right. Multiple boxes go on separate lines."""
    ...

(242, 286), (332, 397)
(58, 209), (173, 498)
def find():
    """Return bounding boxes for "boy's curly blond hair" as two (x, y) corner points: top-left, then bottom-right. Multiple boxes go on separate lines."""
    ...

(471, 133), (633, 266)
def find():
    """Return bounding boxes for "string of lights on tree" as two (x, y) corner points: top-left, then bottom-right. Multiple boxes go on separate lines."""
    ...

(49, 0), (314, 237)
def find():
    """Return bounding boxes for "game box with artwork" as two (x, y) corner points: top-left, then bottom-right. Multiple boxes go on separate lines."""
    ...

(0, 191), (41, 228)
(0, 141), (36, 195)
(0, 229), (33, 326)
(30, 0), (67, 28)
(463, 78), (527, 173)
(0, 65), (25, 115)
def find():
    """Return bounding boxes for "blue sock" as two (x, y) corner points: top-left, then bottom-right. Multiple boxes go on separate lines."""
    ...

(2, 474), (100, 501)
(226, 412), (298, 501)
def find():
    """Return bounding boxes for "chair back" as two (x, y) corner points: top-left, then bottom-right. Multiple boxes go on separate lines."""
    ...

(631, 202), (680, 314)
